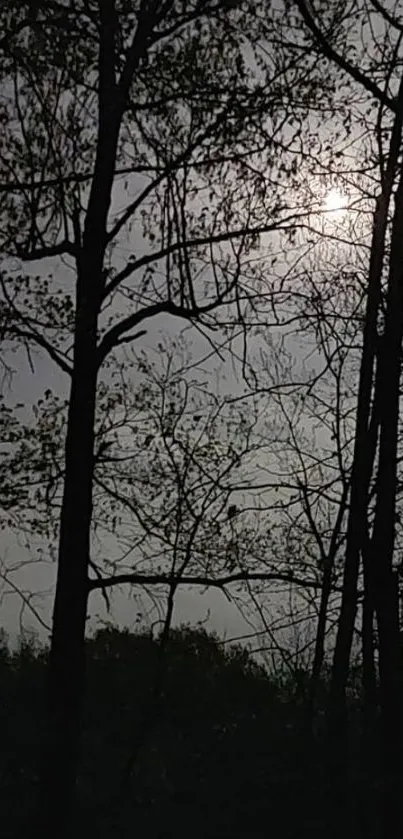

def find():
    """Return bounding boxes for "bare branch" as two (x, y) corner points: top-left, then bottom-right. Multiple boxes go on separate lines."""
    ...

(103, 213), (312, 299)
(0, 165), (161, 193)
(97, 295), (233, 366)
(0, 565), (51, 633)
(10, 327), (73, 376)
(16, 240), (77, 262)
(368, 0), (403, 32)
(88, 569), (326, 593)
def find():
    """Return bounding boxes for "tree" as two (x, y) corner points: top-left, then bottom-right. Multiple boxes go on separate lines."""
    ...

(0, 2), (330, 834)
(291, 1), (403, 834)
(6, 338), (339, 641)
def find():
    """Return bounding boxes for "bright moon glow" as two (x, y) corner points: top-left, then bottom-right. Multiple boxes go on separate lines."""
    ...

(324, 189), (347, 214)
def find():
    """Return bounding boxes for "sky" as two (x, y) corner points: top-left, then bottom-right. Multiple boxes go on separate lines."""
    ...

(0, 308), (260, 644)
(0, 179), (361, 648)
(0, 0), (380, 653)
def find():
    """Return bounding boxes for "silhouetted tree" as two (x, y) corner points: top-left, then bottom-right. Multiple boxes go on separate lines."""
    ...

(292, 1), (403, 834)
(0, 2), (329, 834)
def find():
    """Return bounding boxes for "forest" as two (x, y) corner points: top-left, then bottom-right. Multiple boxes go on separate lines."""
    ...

(1, 0), (403, 837)
(0, 625), (370, 838)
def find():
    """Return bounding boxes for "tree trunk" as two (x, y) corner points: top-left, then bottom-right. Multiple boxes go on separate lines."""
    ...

(328, 83), (403, 727)
(370, 164), (403, 838)
(359, 527), (378, 839)
(329, 72), (403, 724)
(33, 6), (127, 833)
(35, 284), (99, 838)
(376, 573), (401, 837)
(309, 560), (333, 716)
(362, 531), (377, 715)
(328, 192), (387, 737)
(326, 138), (400, 839)
(309, 485), (348, 719)
(361, 375), (382, 720)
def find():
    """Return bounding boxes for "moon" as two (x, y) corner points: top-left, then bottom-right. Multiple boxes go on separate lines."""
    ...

(324, 189), (347, 214)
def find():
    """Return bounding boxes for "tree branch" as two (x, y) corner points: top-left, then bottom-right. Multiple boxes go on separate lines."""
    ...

(10, 327), (73, 376)
(96, 295), (233, 366)
(88, 569), (325, 593)
(1, 277), (73, 375)
(0, 566), (51, 633)
(368, 0), (403, 32)
(16, 240), (77, 262)
(105, 104), (233, 246)
(295, 0), (396, 110)
(104, 212), (311, 299)
(0, 165), (161, 193)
